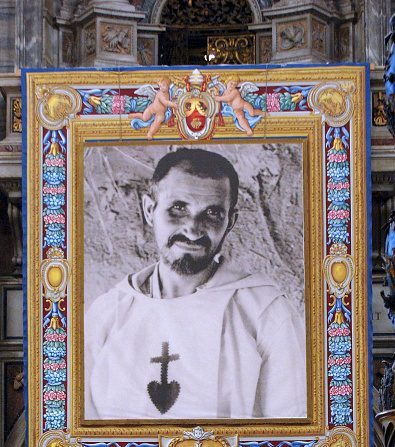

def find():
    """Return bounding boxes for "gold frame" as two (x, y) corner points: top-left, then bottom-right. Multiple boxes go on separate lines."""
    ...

(24, 65), (369, 446)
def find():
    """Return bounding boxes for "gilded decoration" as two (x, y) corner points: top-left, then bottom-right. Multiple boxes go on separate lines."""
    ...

(24, 66), (369, 444)
(372, 91), (388, 126)
(277, 20), (307, 52)
(38, 430), (82, 447)
(35, 85), (82, 130)
(315, 427), (357, 447)
(160, 0), (253, 25)
(100, 23), (132, 55)
(11, 97), (22, 133)
(207, 35), (256, 64)
(308, 82), (355, 127)
(160, 427), (238, 447)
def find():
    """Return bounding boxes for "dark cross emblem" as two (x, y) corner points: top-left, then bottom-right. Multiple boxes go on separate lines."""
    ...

(147, 342), (180, 414)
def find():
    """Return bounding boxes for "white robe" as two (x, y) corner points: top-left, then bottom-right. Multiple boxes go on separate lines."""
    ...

(84, 261), (306, 420)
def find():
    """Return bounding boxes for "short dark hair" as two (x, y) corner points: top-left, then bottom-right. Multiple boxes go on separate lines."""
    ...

(152, 148), (239, 210)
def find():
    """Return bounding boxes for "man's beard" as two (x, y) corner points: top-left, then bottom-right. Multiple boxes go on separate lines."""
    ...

(161, 234), (218, 275)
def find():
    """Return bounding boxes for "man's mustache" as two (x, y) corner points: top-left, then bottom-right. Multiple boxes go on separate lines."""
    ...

(168, 234), (211, 249)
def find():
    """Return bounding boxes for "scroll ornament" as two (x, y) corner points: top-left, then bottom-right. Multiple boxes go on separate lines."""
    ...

(308, 82), (355, 127)
(36, 85), (82, 130)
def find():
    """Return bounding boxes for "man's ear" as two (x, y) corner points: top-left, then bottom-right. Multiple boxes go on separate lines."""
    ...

(226, 209), (238, 233)
(142, 194), (155, 227)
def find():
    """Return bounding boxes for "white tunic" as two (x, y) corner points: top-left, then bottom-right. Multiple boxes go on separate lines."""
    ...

(84, 261), (306, 420)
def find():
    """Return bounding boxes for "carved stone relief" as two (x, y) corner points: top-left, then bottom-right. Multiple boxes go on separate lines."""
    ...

(312, 19), (326, 54)
(61, 30), (76, 65)
(137, 36), (156, 65)
(100, 23), (132, 55)
(277, 20), (307, 52)
(84, 23), (96, 57)
(258, 35), (272, 63)
(335, 24), (351, 61)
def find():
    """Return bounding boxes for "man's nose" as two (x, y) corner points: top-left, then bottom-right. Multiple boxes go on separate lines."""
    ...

(182, 217), (204, 240)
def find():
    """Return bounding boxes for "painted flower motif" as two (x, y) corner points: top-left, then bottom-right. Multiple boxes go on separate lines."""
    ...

(329, 384), (353, 396)
(44, 333), (67, 342)
(43, 166), (66, 185)
(328, 181), (350, 191)
(44, 407), (65, 430)
(45, 157), (65, 167)
(328, 209), (350, 220)
(112, 95), (126, 114)
(43, 226), (66, 248)
(44, 214), (66, 225)
(327, 225), (350, 244)
(328, 327), (350, 337)
(43, 185), (66, 195)
(328, 153), (348, 163)
(328, 335), (352, 355)
(328, 364), (351, 380)
(266, 93), (281, 112)
(328, 355), (352, 366)
(327, 165), (350, 181)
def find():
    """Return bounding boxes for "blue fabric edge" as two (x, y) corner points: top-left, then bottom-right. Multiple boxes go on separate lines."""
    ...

(22, 62), (369, 74)
(364, 62), (374, 447)
(21, 67), (29, 446)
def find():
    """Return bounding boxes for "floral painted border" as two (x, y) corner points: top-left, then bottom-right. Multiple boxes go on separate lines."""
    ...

(35, 69), (361, 442)
(325, 124), (353, 428)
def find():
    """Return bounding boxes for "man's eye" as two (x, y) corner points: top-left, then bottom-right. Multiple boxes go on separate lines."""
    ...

(206, 208), (222, 219)
(169, 203), (186, 214)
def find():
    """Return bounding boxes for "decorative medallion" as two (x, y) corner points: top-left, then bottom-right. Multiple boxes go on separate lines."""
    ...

(308, 82), (355, 127)
(315, 427), (357, 447)
(323, 243), (354, 301)
(41, 247), (70, 304)
(38, 430), (82, 447)
(159, 426), (238, 447)
(36, 86), (82, 130)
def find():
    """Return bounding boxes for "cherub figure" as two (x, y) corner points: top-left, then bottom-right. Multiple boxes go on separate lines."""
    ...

(214, 77), (265, 135)
(129, 78), (178, 140)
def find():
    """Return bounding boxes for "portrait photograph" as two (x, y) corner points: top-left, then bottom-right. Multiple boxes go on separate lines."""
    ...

(83, 143), (307, 420)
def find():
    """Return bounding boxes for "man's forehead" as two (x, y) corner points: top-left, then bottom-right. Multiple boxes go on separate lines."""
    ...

(155, 167), (231, 201)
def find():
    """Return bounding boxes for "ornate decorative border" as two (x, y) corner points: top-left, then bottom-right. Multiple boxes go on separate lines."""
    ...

(24, 65), (370, 445)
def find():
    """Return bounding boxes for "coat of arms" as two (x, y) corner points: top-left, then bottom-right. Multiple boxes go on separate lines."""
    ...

(174, 69), (220, 139)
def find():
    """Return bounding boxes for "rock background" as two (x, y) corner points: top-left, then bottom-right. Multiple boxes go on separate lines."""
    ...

(84, 143), (304, 311)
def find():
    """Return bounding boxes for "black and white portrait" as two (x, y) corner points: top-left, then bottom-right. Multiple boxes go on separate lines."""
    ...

(84, 143), (307, 420)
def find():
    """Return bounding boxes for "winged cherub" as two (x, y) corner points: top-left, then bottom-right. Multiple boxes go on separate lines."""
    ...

(214, 77), (265, 135)
(129, 78), (178, 140)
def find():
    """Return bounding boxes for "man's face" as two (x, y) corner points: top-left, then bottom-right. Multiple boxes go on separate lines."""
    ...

(143, 167), (237, 275)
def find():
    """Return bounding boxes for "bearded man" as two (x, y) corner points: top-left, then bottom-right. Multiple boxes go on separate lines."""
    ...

(84, 147), (306, 420)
